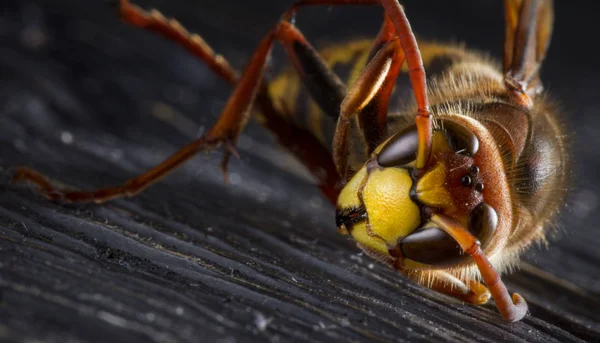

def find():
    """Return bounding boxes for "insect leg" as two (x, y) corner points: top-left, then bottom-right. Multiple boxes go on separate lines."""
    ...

(430, 214), (528, 322)
(271, 16), (401, 192)
(119, 0), (346, 120)
(281, 9), (399, 156)
(333, 39), (404, 179)
(14, 32), (275, 203)
(274, 22), (347, 120)
(121, 0), (343, 202)
(379, 0), (431, 170)
(117, 1), (402, 197)
(404, 270), (491, 306)
(367, 13), (397, 62)
(15, 2), (347, 204)
(504, 0), (554, 106)
(286, 0), (433, 170)
(358, 14), (398, 154)
(118, 0), (238, 85)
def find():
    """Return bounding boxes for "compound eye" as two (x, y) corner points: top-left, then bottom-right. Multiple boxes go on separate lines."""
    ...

(442, 120), (479, 156)
(468, 202), (498, 248)
(377, 125), (419, 167)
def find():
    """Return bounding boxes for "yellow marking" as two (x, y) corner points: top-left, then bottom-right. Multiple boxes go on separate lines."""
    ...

(430, 130), (452, 155)
(338, 166), (420, 254)
(337, 166), (367, 209)
(400, 41), (466, 72)
(268, 39), (471, 142)
(320, 40), (372, 68)
(269, 40), (374, 143)
(269, 69), (300, 119)
(403, 258), (431, 270)
(351, 222), (389, 255)
(347, 46), (371, 88)
(362, 168), (420, 245)
(308, 99), (326, 143)
(415, 162), (455, 210)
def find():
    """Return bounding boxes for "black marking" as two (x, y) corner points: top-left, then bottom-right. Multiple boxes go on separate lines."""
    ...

(359, 100), (387, 153)
(376, 125), (418, 167)
(292, 40), (347, 120)
(335, 206), (367, 231)
(427, 54), (457, 76)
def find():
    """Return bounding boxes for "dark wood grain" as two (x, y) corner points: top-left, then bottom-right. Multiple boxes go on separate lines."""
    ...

(0, 1), (599, 342)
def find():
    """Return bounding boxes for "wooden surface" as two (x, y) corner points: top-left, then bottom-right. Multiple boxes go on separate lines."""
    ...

(1, 1), (599, 342)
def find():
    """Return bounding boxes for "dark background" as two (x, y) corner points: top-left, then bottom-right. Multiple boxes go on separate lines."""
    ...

(0, 1), (599, 342)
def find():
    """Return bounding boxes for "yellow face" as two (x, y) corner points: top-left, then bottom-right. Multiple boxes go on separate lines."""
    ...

(336, 165), (421, 256)
(335, 124), (480, 260)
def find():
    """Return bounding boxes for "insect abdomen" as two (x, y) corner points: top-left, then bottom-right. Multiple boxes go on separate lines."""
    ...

(268, 40), (472, 149)
(269, 40), (372, 147)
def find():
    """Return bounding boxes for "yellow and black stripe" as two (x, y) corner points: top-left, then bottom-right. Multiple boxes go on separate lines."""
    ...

(268, 39), (472, 149)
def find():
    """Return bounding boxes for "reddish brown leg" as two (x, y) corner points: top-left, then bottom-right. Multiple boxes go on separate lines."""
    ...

(118, 0), (350, 202)
(431, 214), (528, 322)
(273, 7), (402, 185)
(279, 10), (400, 160)
(14, 1), (384, 204)
(280, 8), (400, 160)
(379, 0), (431, 170)
(14, 32), (275, 203)
(358, 13), (398, 154)
(119, 0), (238, 85)
(504, 0), (554, 107)
(14, 1), (347, 204)
(286, 0), (432, 171)
(15, 0), (432, 203)
(332, 39), (404, 179)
